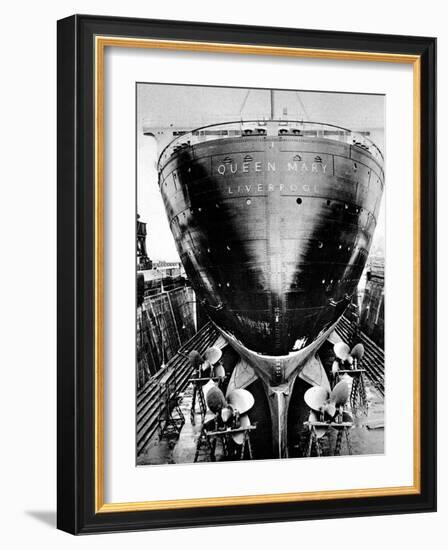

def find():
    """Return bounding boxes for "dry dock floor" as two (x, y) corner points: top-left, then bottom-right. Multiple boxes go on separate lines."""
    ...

(137, 373), (384, 465)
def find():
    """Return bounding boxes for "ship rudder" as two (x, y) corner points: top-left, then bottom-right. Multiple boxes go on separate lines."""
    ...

(264, 377), (296, 459)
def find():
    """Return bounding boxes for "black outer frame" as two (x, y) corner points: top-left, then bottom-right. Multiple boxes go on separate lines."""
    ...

(57, 14), (436, 535)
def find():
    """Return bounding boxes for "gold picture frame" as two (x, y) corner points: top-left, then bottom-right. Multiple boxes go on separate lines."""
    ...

(58, 15), (436, 534)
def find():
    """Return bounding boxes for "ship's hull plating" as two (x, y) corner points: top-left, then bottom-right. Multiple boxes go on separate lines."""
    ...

(160, 136), (383, 361)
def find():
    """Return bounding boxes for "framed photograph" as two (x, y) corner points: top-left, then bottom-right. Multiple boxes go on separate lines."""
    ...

(57, 15), (436, 534)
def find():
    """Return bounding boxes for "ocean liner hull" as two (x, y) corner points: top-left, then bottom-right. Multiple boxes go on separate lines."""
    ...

(158, 125), (384, 456)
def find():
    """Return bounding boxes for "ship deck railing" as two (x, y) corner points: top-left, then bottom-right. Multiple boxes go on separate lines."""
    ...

(136, 321), (220, 457)
(157, 119), (384, 168)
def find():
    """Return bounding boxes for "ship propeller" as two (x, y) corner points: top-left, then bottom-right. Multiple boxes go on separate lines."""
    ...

(304, 380), (350, 419)
(208, 388), (254, 444)
(333, 342), (365, 368)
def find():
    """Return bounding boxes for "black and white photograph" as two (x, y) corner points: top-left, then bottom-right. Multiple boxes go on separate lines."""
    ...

(136, 83), (385, 465)
(0, 0), (439, 542)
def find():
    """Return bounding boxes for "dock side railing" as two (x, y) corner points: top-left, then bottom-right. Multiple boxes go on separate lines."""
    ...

(336, 315), (385, 396)
(136, 321), (219, 457)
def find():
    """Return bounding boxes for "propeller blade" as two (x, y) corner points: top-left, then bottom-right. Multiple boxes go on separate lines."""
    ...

(334, 342), (350, 361)
(188, 350), (204, 368)
(330, 380), (350, 406)
(202, 379), (216, 399)
(331, 360), (339, 374)
(308, 411), (328, 438)
(221, 406), (233, 424)
(304, 385), (329, 412)
(231, 414), (250, 444)
(198, 361), (213, 385)
(213, 364), (226, 378)
(324, 402), (337, 418)
(204, 346), (223, 365)
(350, 343), (365, 361)
(227, 388), (255, 414)
(206, 385), (227, 414)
